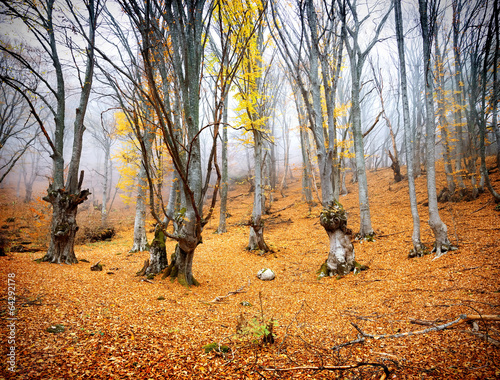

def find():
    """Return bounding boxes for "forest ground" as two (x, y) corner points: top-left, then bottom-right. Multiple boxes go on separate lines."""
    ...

(1, 159), (499, 379)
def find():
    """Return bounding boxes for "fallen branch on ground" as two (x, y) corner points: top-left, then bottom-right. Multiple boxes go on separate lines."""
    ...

(272, 202), (296, 213)
(377, 230), (407, 238)
(261, 361), (390, 378)
(204, 280), (250, 303)
(332, 335), (366, 351)
(351, 314), (500, 341)
(471, 200), (492, 214)
(458, 330), (500, 345)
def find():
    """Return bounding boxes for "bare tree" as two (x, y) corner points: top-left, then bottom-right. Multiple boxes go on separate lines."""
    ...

(0, 0), (102, 264)
(394, 0), (425, 257)
(478, 1), (500, 201)
(0, 52), (39, 183)
(418, 0), (451, 257)
(98, 0), (258, 284)
(88, 111), (117, 226)
(340, 0), (393, 238)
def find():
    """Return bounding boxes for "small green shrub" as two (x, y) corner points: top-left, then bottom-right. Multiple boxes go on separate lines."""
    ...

(203, 342), (230, 354)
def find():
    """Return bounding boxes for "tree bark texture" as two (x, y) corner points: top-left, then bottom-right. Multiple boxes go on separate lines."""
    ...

(43, 183), (90, 264)
(318, 202), (354, 276)
(248, 131), (269, 252)
(145, 225), (168, 276)
(163, 240), (199, 287)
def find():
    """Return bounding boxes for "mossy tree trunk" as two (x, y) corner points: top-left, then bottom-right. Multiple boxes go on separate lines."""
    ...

(319, 202), (354, 276)
(163, 242), (199, 287)
(145, 225), (168, 276)
(43, 184), (90, 264)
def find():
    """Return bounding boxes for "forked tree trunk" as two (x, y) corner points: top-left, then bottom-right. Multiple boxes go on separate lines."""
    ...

(43, 183), (90, 264)
(248, 215), (269, 252)
(163, 218), (200, 287)
(318, 202), (354, 277)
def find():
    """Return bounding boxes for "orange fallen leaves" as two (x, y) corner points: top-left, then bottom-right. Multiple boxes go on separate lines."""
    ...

(1, 159), (499, 379)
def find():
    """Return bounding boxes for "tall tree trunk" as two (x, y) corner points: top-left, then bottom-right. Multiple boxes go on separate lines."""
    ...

(340, 0), (391, 238)
(478, 10), (500, 202)
(351, 69), (374, 237)
(307, 0), (334, 206)
(434, 36), (456, 194)
(419, 0), (451, 257)
(130, 163), (149, 252)
(101, 143), (110, 226)
(395, 0), (426, 257)
(217, 96), (229, 234)
(41, 0), (98, 264)
(491, 0), (500, 172)
(452, 0), (467, 189)
(300, 126), (314, 205)
(248, 131), (269, 252)
(293, 82), (314, 205)
(414, 98), (423, 177)
(280, 118), (292, 192)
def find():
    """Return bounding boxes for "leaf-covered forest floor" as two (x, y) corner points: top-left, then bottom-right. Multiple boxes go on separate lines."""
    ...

(1, 159), (499, 379)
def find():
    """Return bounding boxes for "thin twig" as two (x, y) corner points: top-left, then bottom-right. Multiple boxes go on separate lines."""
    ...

(470, 199), (493, 214)
(377, 230), (407, 238)
(204, 280), (250, 303)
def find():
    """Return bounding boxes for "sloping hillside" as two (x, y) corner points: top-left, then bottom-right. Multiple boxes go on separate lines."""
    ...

(1, 159), (499, 379)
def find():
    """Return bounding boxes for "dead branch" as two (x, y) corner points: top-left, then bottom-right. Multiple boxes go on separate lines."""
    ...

(229, 193), (245, 200)
(377, 230), (407, 238)
(271, 202), (296, 214)
(205, 280), (250, 303)
(141, 279), (154, 284)
(409, 319), (439, 326)
(351, 314), (500, 340)
(331, 335), (365, 351)
(363, 111), (383, 138)
(458, 330), (500, 345)
(261, 361), (390, 377)
(470, 199), (492, 214)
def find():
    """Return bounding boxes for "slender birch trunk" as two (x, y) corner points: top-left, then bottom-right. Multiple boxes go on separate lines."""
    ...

(418, 0), (452, 257)
(395, 0), (426, 257)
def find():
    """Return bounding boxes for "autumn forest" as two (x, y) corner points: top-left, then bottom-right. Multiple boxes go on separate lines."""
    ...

(0, 0), (499, 378)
